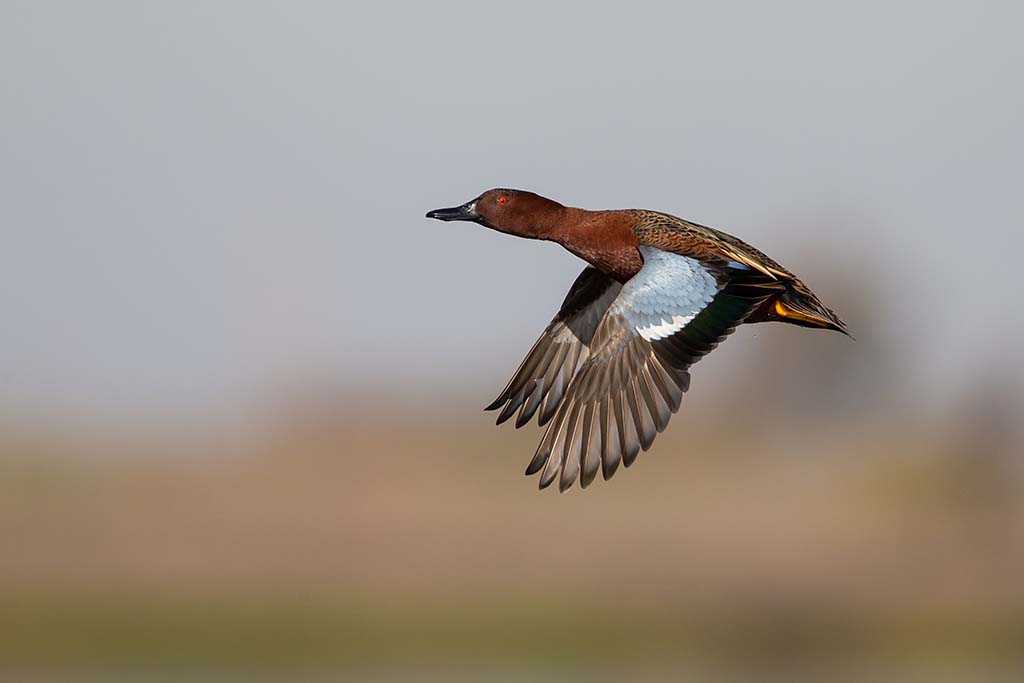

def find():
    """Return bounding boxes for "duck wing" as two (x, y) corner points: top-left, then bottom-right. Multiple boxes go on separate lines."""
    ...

(527, 246), (774, 491)
(485, 267), (622, 428)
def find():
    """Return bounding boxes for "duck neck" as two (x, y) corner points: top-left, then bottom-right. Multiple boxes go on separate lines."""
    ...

(555, 208), (644, 282)
(515, 201), (572, 241)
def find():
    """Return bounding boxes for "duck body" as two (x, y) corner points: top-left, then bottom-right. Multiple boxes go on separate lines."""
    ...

(426, 189), (850, 491)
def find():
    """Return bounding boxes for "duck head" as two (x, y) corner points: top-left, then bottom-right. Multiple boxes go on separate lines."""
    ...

(426, 189), (566, 239)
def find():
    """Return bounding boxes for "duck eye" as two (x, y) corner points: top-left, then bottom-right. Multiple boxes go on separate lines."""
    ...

(497, 196), (508, 205)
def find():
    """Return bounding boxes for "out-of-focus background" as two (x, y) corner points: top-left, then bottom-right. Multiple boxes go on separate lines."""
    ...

(2, 2), (1023, 680)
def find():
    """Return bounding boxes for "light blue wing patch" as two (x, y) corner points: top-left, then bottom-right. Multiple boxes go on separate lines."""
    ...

(617, 247), (721, 342)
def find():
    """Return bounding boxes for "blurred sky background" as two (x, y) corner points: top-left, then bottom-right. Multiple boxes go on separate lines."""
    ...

(2, 0), (1022, 424)
(2, 2), (1024, 680)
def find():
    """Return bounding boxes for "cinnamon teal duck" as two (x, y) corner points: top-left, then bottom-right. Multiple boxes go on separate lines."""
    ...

(427, 189), (850, 491)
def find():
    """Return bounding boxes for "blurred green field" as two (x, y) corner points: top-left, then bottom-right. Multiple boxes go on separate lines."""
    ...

(2, 412), (1022, 680)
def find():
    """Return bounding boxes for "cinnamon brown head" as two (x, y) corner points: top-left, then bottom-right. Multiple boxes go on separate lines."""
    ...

(426, 189), (566, 239)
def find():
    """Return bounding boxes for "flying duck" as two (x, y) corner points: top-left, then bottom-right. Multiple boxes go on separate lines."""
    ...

(426, 189), (850, 491)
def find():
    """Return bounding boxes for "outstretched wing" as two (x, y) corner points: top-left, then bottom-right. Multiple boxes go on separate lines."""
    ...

(485, 267), (622, 428)
(527, 247), (773, 491)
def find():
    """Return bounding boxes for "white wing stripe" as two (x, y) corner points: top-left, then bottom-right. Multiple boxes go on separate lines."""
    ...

(636, 313), (699, 341)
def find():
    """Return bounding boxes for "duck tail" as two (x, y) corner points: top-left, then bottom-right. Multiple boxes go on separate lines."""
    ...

(769, 279), (852, 338)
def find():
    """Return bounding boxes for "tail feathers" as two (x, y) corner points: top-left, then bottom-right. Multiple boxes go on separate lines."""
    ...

(772, 282), (852, 338)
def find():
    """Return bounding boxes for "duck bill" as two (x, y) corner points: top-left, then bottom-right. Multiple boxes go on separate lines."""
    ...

(425, 200), (479, 222)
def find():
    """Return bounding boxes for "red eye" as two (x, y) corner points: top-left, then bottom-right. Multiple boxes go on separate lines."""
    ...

(497, 196), (508, 205)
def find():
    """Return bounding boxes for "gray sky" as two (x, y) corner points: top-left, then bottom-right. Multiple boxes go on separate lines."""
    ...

(1, 1), (1021, 419)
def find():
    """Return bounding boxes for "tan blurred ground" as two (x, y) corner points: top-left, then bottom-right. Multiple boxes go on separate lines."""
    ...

(2, 401), (1022, 680)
